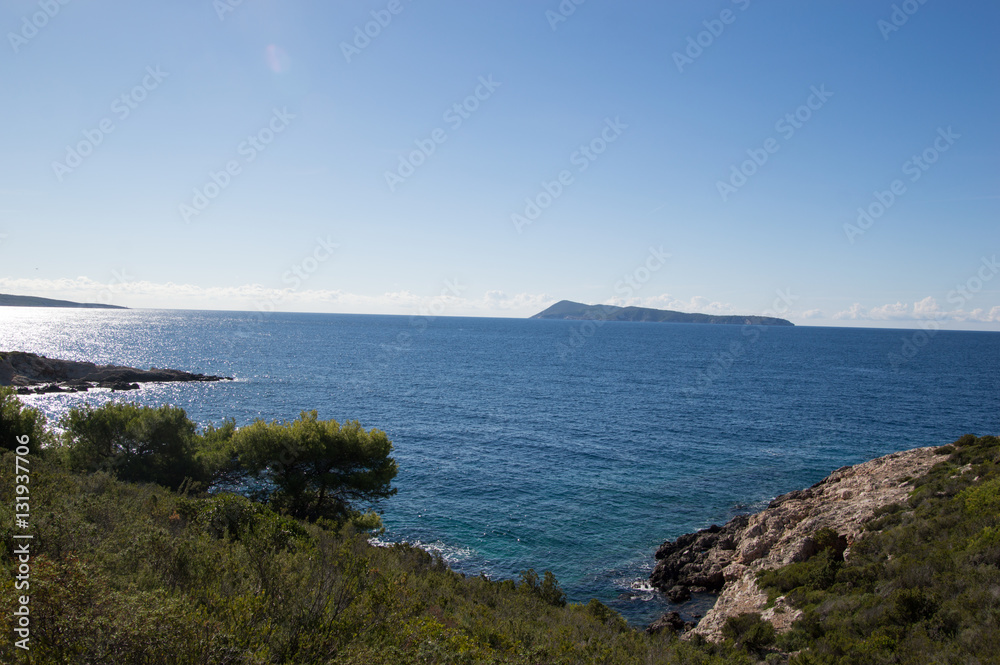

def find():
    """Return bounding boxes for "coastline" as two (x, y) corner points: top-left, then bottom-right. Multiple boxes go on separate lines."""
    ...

(649, 445), (945, 640)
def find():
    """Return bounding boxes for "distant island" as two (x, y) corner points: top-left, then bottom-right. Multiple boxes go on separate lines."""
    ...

(531, 300), (793, 326)
(0, 293), (127, 309)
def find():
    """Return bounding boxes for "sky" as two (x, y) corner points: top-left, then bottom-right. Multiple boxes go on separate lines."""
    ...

(0, 0), (997, 329)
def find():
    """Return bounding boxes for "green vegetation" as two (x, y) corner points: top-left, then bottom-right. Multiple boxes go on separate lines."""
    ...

(0, 454), (749, 664)
(757, 434), (1000, 664)
(52, 400), (397, 526)
(1, 389), (997, 663)
(221, 411), (399, 522)
(0, 386), (52, 454)
(0, 390), (754, 664)
(721, 613), (775, 658)
(58, 402), (205, 491)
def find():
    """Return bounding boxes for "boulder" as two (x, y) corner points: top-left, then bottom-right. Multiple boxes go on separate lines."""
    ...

(647, 611), (686, 635)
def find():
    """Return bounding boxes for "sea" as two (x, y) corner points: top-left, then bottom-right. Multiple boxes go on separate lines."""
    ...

(2, 307), (998, 626)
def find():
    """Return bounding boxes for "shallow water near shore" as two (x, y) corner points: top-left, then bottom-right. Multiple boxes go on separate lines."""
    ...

(3, 307), (998, 625)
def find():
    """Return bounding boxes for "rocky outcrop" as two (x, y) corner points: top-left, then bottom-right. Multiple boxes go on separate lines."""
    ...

(0, 351), (231, 394)
(649, 446), (944, 641)
(646, 611), (694, 635)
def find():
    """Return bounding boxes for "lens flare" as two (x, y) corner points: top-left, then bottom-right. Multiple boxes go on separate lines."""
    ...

(265, 44), (290, 73)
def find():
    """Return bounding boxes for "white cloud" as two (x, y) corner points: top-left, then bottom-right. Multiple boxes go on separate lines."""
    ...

(833, 297), (1000, 323)
(868, 302), (911, 320)
(482, 290), (555, 311)
(912, 296), (941, 318)
(833, 303), (867, 320)
(0, 278), (766, 320)
(949, 305), (1000, 322)
(0, 276), (558, 317)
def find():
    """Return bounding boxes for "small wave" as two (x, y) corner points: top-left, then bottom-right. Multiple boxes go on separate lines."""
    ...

(608, 578), (657, 602)
(630, 580), (655, 593)
(369, 536), (475, 565)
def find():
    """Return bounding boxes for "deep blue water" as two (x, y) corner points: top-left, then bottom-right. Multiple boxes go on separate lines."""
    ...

(2, 307), (998, 625)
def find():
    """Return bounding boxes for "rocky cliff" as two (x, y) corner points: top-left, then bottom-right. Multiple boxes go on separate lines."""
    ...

(649, 446), (943, 641)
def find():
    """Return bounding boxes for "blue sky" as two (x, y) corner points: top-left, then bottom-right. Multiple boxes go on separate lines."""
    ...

(1, 0), (997, 328)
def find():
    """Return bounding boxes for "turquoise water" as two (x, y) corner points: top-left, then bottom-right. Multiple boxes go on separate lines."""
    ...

(2, 307), (998, 625)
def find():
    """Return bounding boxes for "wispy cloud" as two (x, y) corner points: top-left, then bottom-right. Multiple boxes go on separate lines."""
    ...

(833, 296), (1000, 323)
(0, 277), (759, 319)
(0, 276), (555, 316)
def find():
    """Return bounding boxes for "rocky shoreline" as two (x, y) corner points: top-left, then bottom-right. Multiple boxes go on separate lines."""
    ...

(0, 351), (232, 394)
(647, 445), (944, 641)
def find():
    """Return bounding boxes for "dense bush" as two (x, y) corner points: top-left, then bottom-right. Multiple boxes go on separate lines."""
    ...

(722, 613), (775, 656)
(222, 410), (399, 522)
(58, 402), (204, 491)
(0, 386), (52, 453)
(517, 568), (567, 607)
(54, 402), (398, 528)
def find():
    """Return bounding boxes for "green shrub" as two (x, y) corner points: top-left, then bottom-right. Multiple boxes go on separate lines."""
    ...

(517, 569), (567, 607)
(227, 411), (398, 522)
(811, 528), (847, 558)
(59, 402), (204, 490)
(889, 587), (937, 625)
(960, 476), (1000, 517)
(759, 548), (841, 596)
(723, 612), (775, 655)
(0, 386), (52, 453)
